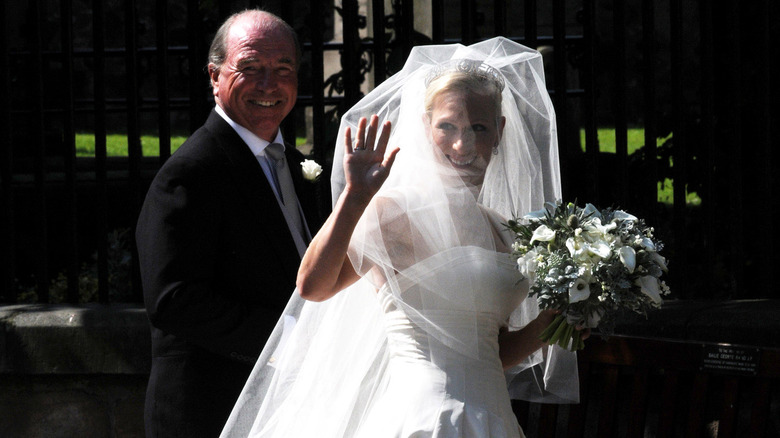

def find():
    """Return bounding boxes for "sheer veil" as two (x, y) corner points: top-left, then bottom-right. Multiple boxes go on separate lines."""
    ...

(221, 37), (578, 438)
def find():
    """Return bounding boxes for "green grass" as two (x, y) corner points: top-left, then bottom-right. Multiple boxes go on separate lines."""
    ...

(578, 128), (673, 155)
(75, 133), (309, 157)
(75, 133), (188, 157)
(75, 131), (699, 206)
(579, 128), (699, 205)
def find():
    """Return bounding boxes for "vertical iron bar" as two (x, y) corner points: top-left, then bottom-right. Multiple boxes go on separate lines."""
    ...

(401, 0), (414, 57)
(756, 0), (772, 296)
(278, 0), (296, 145)
(642, 0), (657, 223)
(187, 0), (205, 133)
(93, 0), (109, 303)
(310, 0), (325, 165)
(669, 0), (688, 292)
(461, 0), (475, 44)
(0, 0), (14, 302)
(524, 0), (538, 49)
(279, 0), (294, 32)
(61, 0), (79, 303)
(309, 0), (328, 217)
(342, 0), (360, 107)
(157, 0), (171, 162)
(32, 0), (49, 302)
(494, 0), (506, 36)
(612, 0), (628, 204)
(219, 0), (232, 21)
(552, 0), (568, 193)
(126, 0), (143, 301)
(582, 0), (598, 201)
(431, 0), (443, 43)
(372, 0), (386, 85)
(717, 1), (744, 297)
(699, 0), (715, 294)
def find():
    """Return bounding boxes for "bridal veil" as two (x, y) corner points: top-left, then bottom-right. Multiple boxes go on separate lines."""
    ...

(221, 37), (579, 438)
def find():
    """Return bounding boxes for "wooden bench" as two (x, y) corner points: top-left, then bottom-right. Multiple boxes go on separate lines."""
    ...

(514, 335), (780, 438)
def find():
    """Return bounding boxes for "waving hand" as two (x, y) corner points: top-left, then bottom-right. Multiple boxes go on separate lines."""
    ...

(342, 115), (400, 206)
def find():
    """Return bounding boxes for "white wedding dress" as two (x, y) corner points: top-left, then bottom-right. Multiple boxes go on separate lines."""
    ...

(221, 38), (579, 438)
(354, 246), (528, 438)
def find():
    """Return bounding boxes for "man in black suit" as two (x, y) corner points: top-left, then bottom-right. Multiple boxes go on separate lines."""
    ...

(136, 9), (319, 437)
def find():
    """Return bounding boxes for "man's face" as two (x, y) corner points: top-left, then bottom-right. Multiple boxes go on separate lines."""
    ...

(210, 17), (298, 141)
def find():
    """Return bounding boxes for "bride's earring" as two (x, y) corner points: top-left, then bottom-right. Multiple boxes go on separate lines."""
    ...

(492, 143), (499, 155)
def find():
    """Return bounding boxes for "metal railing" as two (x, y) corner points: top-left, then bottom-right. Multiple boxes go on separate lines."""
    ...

(515, 335), (780, 437)
(1, 0), (776, 304)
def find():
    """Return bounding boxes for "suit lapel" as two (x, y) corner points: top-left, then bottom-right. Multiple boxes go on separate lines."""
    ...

(204, 112), (303, 279)
(284, 145), (322, 235)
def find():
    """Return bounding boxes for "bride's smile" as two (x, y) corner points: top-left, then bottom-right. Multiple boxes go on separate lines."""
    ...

(426, 87), (505, 184)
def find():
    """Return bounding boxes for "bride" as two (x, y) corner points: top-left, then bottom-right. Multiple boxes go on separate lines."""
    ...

(221, 37), (581, 438)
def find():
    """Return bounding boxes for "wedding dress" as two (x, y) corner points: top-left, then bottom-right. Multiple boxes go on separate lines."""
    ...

(221, 37), (579, 438)
(355, 245), (527, 437)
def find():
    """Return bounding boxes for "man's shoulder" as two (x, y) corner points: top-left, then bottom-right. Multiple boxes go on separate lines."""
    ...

(165, 113), (237, 165)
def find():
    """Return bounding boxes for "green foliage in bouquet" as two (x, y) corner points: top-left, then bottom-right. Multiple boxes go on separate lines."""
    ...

(506, 201), (670, 351)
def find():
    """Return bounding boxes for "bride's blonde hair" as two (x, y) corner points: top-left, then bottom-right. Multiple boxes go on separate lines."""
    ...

(424, 67), (504, 118)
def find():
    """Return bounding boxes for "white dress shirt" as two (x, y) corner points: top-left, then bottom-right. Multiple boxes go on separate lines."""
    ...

(214, 106), (311, 256)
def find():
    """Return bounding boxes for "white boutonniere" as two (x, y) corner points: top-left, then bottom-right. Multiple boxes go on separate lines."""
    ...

(301, 159), (323, 182)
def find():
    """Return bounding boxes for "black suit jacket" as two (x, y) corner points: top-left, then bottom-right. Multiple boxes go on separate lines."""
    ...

(136, 111), (320, 437)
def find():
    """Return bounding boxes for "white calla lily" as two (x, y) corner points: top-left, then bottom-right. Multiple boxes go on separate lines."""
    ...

(569, 278), (591, 303)
(583, 203), (600, 218)
(530, 225), (556, 244)
(612, 210), (637, 222)
(639, 237), (655, 251)
(586, 308), (605, 328)
(523, 208), (547, 220)
(637, 275), (663, 304)
(565, 237), (579, 256)
(618, 246), (636, 273)
(650, 252), (668, 272)
(588, 241), (611, 258)
(590, 217), (617, 235)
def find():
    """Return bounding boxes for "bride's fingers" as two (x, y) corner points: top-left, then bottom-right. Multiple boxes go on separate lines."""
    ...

(344, 127), (354, 154)
(374, 121), (392, 156)
(354, 117), (368, 151)
(382, 146), (400, 172)
(364, 115), (379, 152)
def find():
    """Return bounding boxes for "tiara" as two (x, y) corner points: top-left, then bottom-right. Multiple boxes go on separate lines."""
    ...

(424, 59), (505, 91)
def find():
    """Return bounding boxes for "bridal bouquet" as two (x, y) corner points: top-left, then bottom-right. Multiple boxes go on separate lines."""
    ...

(506, 201), (669, 351)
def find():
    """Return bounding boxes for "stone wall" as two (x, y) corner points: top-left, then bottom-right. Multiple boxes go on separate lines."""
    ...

(1, 300), (778, 437)
(0, 305), (149, 438)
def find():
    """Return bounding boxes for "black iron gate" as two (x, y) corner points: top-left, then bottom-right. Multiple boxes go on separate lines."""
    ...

(1, 0), (777, 304)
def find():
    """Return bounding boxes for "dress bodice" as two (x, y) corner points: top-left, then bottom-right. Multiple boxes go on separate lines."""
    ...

(378, 245), (526, 364)
(361, 245), (528, 437)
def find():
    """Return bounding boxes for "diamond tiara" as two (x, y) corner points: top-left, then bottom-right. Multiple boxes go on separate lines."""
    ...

(424, 59), (505, 91)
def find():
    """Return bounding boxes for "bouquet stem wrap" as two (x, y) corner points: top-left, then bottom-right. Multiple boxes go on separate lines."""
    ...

(539, 314), (585, 351)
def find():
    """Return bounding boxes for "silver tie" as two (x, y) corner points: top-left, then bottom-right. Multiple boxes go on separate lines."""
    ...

(265, 143), (306, 254)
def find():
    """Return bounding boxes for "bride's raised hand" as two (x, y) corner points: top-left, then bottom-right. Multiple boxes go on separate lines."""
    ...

(343, 115), (399, 205)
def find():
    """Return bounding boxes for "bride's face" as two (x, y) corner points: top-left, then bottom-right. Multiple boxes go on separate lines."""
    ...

(426, 89), (505, 185)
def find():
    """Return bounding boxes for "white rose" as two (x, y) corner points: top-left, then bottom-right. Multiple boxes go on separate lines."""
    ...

(301, 159), (323, 181)
(516, 249), (540, 282)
